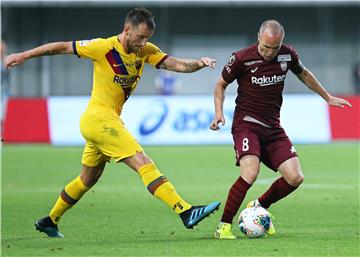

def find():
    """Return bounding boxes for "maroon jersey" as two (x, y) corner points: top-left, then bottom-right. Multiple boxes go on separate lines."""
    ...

(222, 43), (304, 129)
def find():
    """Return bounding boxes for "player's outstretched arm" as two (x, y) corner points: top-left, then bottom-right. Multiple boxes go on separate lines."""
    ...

(5, 41), (73, 69)
(159, 56), (216, 73)
(296, 68), (352, 109)
(210, 76), (229, 131)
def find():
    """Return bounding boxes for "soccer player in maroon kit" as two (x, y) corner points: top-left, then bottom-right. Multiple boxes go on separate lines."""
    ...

(211, 20), (352, 239)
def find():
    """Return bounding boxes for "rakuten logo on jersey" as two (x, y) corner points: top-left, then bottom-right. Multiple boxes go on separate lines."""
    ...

(251, 75), (286, 86)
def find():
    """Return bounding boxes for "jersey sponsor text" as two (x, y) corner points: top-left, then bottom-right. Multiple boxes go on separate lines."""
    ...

(244, 60), (263, 66)
(113, 75), (139, 86)
(251, 75), (286, 86)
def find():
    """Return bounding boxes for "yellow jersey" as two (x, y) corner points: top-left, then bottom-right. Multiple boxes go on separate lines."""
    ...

(73, 36), (168, 119)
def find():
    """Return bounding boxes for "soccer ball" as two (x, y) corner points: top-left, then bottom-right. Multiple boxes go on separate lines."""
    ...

(238, 206), (271, 238)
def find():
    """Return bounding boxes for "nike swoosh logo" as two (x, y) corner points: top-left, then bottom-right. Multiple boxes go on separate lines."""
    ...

(113, 63), (124, 67)
(251, 67), (258, 73)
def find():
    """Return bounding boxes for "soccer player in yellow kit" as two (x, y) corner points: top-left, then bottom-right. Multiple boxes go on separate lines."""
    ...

(5, 7), (220, 238)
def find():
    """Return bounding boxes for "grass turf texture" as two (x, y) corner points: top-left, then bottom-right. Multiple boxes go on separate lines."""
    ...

(1, 143), (359, 257)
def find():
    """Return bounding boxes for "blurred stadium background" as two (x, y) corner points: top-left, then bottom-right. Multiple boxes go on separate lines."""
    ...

(1, 2), (359, 256)
(1, 0), (359, 144)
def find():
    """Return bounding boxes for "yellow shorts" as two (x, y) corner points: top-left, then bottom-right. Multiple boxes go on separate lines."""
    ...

(80, 113), (143, 167)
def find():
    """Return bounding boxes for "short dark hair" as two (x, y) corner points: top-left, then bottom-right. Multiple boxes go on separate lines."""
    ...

(125, 7), (155, 31)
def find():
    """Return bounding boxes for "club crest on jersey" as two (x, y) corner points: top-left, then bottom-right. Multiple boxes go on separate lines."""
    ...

(290, 146), (296, 154)
(79, 38), (99, 46)
(280, 61), (287, 71)
(277, 54), (291, 62)
(227, 54), (236, 66)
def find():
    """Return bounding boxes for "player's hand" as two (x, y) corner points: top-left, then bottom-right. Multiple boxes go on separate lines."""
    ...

(328, 96), (352, 108)
(210, 115), (225, 130)
(200, 57), (216, 69)
(5, 53), (27, 69)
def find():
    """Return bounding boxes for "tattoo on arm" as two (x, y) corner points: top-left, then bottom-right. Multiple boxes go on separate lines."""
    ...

(182, 60), (201, 72)
(32, 42), (71, 58)
(162, 56), (203, 73)
(43, 49), (61, 56)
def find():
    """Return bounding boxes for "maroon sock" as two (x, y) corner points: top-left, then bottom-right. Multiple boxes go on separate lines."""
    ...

(258, 177), (298, 209)
(221, 176), (251, 223)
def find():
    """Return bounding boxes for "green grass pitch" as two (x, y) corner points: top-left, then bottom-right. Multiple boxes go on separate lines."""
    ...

(1, 143), (359, 257)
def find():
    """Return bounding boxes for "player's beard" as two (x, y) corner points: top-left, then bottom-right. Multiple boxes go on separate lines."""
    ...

(126, 41), (140, 54)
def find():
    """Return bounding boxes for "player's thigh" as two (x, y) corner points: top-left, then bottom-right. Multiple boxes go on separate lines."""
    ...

(80, 114), (143, 165)
(96, 118), (144, 163)
(82, 141), (110, 168)
(232, 125), (261, 166)
(261, 128), (298, 172)
(233, 125), (261, 183)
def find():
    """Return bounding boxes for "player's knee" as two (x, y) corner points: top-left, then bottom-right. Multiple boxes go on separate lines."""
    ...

(80, 174), (99, 187)
(287, 172), (304, 187)
(295, 173), (304, 186)
(240, 169), (259, 184)
(240, 166), (259, 184)
(81, 163), (105, 187)
(87, 177), (100, 187)
(239, 155), (260, 183)
(141, 153), (153, 165)
(135, 151), (153, 166)
(123, 151), (153, 171)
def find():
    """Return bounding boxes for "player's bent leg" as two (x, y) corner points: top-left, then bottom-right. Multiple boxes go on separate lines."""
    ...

(239, 155), (261, 185)
(124, 153), (191, 212)
(220, 155), (259, 224)
(36, 163), (106, 238)
(214, 156), (259, 238)
(258, 157), (302, 209)
(137, 162), (192, 214)
(124, 152), (220, 229)
(49, 163), (105, 223)
(80, 162), (107, 187)
(252, 157), (303, 236)
(278, 157), (304, 187)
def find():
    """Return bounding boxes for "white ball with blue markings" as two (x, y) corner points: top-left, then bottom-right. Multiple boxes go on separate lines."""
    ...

(238, 206), (271, 238)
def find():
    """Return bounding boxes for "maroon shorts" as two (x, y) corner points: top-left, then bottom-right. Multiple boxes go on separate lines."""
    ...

(232, 120), (297, 171)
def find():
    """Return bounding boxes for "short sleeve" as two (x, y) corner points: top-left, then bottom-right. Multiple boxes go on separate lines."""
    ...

(143, 42), (168, 69)
(288, 46), (305, 74)
(73, 38), (106, 61)
(221, 53), (242, 83)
